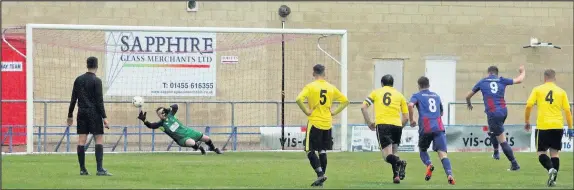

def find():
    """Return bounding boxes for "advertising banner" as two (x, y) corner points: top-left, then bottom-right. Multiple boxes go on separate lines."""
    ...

(260, 127), (306, 150)
(351, 125), (419, 152)
(530, 126), (573, 152)
(258, 125), (553, 153)
(1, 39), (27, 145)
(446, 125), (531, 152)
(398, 127), (419, 152)
(105, 31), (217, 96)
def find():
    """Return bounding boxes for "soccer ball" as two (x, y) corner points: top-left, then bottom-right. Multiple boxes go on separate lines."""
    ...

(132, 96), (144, 108)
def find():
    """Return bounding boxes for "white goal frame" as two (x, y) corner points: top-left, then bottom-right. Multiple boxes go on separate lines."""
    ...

(23, 24), (348, 153)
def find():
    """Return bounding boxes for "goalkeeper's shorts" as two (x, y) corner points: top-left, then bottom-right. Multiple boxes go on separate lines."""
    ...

(176, 129), (204, 146)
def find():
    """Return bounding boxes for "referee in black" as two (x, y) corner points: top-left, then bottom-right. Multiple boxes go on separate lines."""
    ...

(67, 56), (112, 176)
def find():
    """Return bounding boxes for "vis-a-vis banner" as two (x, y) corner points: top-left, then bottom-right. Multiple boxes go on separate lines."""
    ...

(446, 125), (532, 152)
(351, 125), (419, 152)
(531, 126), (573, 152)
(260, 127), (307, 150)
(105, 31), (216, 96)
(351, 125), (532, 153)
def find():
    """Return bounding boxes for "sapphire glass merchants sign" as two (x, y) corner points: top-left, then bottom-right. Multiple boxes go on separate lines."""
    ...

(104, 31), (217, 96)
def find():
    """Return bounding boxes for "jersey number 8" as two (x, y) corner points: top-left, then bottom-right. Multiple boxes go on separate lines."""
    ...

(428, 98), (437, 113)
(489, 82), (498, 93)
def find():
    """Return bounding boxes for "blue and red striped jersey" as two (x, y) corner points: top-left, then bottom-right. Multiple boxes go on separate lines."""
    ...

(472, 75), (514, 116)
(410, 90), (445, 134)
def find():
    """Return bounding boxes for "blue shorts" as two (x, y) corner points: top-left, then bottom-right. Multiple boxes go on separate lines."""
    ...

(487, 114), (507, 136)
(418, 131), (447, 152)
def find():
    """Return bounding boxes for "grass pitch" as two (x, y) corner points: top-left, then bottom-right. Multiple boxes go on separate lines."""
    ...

(2, 152), (573, 189)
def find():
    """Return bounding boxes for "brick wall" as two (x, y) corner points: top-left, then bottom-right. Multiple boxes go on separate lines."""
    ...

(2, 1), (572, 145)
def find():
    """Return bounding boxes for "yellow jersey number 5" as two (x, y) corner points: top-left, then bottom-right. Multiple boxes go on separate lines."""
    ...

(320, 89), (327, 105)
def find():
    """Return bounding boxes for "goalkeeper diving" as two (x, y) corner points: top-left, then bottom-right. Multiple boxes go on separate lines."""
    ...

(137, 104), (222, 155)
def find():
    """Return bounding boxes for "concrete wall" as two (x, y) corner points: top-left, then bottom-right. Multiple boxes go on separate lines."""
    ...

(2, 1), (573, 145)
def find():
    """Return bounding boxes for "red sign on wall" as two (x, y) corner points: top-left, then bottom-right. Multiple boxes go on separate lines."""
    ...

(1, 37), (27, 145)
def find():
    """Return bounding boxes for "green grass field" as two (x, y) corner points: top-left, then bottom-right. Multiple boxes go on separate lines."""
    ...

(2, 152), (573, 189)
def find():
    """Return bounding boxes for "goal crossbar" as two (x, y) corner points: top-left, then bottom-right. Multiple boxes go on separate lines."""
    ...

(26, 24), (347, 35)
(22, 24), (348, 153)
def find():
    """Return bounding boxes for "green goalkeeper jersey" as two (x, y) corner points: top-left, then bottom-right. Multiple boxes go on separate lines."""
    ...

(144, 104), (203, 145)
(158, 114), (189, 141)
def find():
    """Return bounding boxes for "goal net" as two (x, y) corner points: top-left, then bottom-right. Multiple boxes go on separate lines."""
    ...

(1, 24), (348, 154)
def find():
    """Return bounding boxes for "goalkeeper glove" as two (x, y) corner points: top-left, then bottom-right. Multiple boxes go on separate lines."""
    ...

(162, 107), (171, 115)
(137, 111), (147, 122)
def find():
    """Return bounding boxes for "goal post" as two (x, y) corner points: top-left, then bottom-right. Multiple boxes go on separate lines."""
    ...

(18, 24), (348, 154)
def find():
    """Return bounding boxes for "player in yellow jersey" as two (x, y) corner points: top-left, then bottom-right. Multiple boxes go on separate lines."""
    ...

(361, 74), (409, 184)
(524, 69), (573, 187)
(296, 64), (349, 187)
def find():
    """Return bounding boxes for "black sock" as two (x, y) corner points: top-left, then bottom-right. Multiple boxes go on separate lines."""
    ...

(551, 157), (559, 181)
(95, 144), (104, 171)
(191, 144), (199, 150)
(385, 154), (398, 164)
(77, 145), (86, 171)
(307, 151), (324, 177)
(538, 154), (553, 171)
(205, 139), (216, 150)
(386, 154), (399, 177)
(319, 152), (327, 173)
(551, 157), (560, 171)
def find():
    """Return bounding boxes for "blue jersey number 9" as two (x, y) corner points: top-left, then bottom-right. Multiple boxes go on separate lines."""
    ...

(489, 82), (498, 93)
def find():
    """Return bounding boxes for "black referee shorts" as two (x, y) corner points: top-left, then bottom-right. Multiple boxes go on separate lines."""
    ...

(376, 124), (403, 149)
(535, 129), (564, 152)
(303, 122), (333, 152)
(76, 108), (104, 135)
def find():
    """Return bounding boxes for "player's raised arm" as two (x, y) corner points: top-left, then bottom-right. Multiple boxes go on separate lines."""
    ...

(512, 65), (526, 84)
(296, 86), (312, 116)
(67, 79), (79, 125)
(137, 111), (161, 129)
(331, 87), (349, 116)
(524, 88), (537, 130)
(169, 104), (179, 115)
(144, 121), (162, 129)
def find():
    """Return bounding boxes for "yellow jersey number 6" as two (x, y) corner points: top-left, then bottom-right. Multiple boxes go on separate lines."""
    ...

(383, 92), (392, 106)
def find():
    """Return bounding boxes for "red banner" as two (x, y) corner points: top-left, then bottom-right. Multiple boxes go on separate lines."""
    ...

(1, 37), (27, 145)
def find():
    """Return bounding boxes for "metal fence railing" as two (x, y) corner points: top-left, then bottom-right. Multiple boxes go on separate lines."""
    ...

(4, 100), (571, 153)
(1, 100), (364, 153)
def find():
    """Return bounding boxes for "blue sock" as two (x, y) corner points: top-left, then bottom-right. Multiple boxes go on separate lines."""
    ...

(500, 142), (516, 162)
(490, 133), (499, 150)
(419, 151), (432, 166)
(441, 158), (453, 176)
